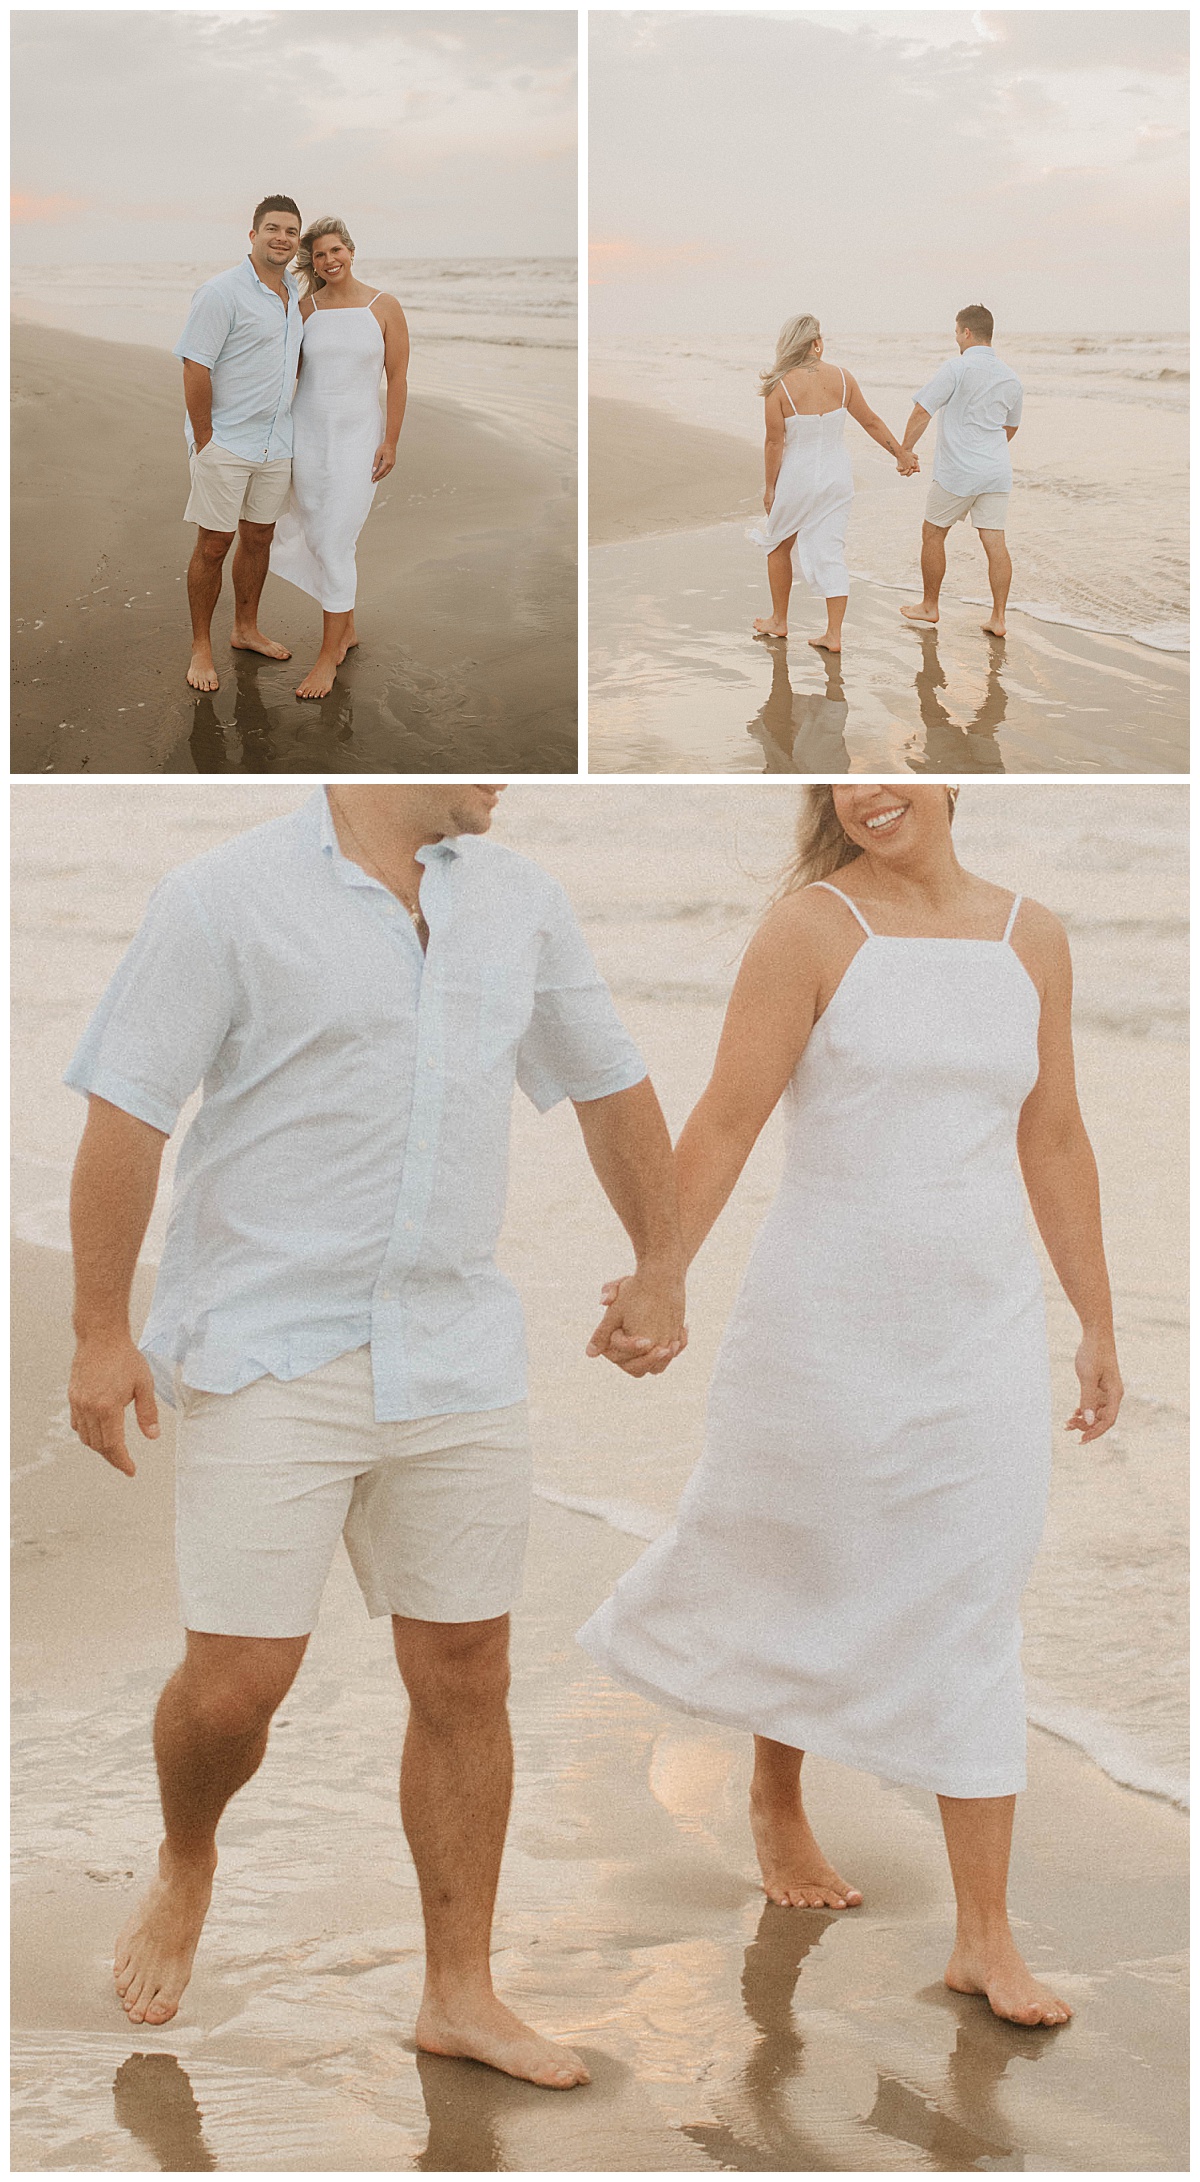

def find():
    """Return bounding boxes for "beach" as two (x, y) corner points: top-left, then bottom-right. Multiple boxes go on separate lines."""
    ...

(11, 783), (1188, 2171)
(587, 385), (1188, 775)
(12, 309), (576, 774)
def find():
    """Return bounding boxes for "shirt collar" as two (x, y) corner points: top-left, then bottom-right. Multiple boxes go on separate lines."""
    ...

(313, 788), (461, 886)
(242, 254), (299, 304)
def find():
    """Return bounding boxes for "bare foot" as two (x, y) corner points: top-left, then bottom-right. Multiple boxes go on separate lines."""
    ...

(808, 633), (841, 652)
(335, 633), (359, 665)
(295, 653), (338, 698)
(753, 618), (788, 640)
(230, 626), (292, 661)
(416, 1992), (590, 2089)
(981, 617), (1007, 638)
(901, 601), (939, 626)
(945, 1937), (1072, 2026)
(749, 1787), (863, 1909)
(186, 647), (219, 693)
(113, 1847), (216, 2025)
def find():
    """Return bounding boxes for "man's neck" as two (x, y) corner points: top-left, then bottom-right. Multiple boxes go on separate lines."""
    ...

(327, 788), (437, 888)
(249, 252), (288, 299)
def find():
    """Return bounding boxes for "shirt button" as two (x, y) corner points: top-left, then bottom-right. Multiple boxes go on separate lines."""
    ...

(404, 1219), (414, 1231)
(426, 1059), (436, 1071)
(418, 1139), (428, 1150)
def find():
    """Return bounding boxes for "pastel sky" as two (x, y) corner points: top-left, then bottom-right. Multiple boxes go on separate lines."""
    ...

(591, 10), (1188, 337)
(12, 10), (576, 263)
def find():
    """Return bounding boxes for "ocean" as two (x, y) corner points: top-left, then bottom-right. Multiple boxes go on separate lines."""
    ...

(590, 330), (1189, 655)
(11, 781), (1187, 1812)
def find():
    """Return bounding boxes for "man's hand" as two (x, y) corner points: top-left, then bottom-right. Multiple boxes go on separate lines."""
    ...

(586, 1266), (687, 1377)
(897, 449), (919, 476)
(68, 1333), (160, 1477)
(194, 430), (213, 453)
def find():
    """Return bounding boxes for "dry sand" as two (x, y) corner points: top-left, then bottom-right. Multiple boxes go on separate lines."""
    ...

(11, 1014), (1188, 2170)
(588, 398), (1188, 774)
(11, 323), (577, 774)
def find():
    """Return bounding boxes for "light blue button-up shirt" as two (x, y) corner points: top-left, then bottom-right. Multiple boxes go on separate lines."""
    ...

(173, 257), (303, 462)
(65, 792), (648, 1422)
(914, 347), (1024, 497)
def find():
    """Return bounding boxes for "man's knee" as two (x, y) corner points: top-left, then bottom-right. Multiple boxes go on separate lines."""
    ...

(194, 528), (234, 566)
(922, 521), (949, 543)
(394, 1614), (511, 1719)
(237, 519), (276, 548)
(174, 1631), (306, 1739)
(977, 527), (1008, 554)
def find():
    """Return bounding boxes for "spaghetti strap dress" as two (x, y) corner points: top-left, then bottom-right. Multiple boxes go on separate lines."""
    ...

(270, 294), (387, 613)
(578, 883), (1052, 1799)
(748, 370), (854, 598)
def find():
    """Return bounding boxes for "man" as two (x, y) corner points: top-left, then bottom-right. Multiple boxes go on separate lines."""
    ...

(899, 305), (1023, 639)
(174, 196), (304, 694)
(65, 784), (686, 2092)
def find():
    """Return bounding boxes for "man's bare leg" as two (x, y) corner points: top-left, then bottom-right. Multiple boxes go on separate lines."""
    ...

(393, 1614), (589, 2089)
(901, 522), (949, 625)
(296, 609), (354, 699)
(809, 592), (848, 653)
(186, 529), (234, 691)
(114, 1632), (307, 2026)
(749, 1736), (863, 1909)
(940, 1793), (1071, 2025)
(977, 528), (1012, 637)
(230, 520), (291, 662)
(754, 538), (796, 639)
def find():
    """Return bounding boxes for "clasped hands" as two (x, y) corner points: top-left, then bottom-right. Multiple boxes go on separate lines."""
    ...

(586, 1265), (688, 1378)
(896, 448), (920, 477)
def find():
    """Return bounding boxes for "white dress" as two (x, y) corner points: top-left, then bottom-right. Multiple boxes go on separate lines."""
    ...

(748, 370), (854, 598)
(578, 883), (1052, 1799)
(270, 295), (387, 613)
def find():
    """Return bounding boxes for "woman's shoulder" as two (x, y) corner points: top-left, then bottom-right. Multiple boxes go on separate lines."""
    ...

(752, 879), (862, 954)
(299, 294), (319, 321)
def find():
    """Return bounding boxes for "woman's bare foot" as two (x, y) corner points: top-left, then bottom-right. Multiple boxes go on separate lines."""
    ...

(945, 1935), (1072, 2026)
(749, 1786), (862, 1909)
(808, 632), (841, 652)
(186, 645), (219, 693)
(335, 631), (359, 665)
(113, 1846), (217, 2025)
(753, 617), (788, 640)
(230, 625), (292, 661)
(901, 601), (939, 626)
(981, 616), (1007, 638)
(416, 1991), (590, 2089)
(295, 653), (338, 699)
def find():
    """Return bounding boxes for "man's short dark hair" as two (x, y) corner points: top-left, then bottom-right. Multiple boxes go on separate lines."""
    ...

(956, 304), (994, 343)
(252, 195), (302, 231)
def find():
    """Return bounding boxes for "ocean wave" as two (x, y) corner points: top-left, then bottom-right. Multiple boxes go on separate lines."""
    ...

(849, 569), (1190, 654)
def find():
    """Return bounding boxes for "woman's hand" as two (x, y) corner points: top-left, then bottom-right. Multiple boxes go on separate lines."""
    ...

(896, 449), (919, 477)
(371, 443), (396, 482)
(763, 488), (775, 514)
(588, 1270), (687, 1377)
(1065, 1330), (1123, 1444)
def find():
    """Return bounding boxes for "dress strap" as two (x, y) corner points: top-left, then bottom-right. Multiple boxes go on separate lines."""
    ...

(780, 378), (799, 416)
(1002, 893), (1023, 943)
(839, 368), (848, 409)
(366, 292), (384, 308)
(809, 881), (874, 937)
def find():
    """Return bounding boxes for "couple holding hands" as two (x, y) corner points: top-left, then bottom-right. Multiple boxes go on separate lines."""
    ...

(177, 196), (408, 700)
(752, 303), (1023, 652)
(65, 782), (1118, 2089)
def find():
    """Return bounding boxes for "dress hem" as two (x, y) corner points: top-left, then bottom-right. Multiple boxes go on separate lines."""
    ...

(577, 1631), (1028, 1801)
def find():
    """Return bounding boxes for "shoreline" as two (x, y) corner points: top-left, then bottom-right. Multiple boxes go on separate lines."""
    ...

(12, 322), (577, 774)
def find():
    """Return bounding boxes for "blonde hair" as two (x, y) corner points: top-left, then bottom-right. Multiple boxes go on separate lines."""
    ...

(293, 215), (355, 295)
(760, 313), (822, 396)
(777, 786), (958, 896)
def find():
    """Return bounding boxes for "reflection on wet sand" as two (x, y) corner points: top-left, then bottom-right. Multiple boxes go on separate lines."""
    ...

(113, 2053), (216, 2172)
(744, 628), (1010, 774)
(683, 1905), (838, 2169)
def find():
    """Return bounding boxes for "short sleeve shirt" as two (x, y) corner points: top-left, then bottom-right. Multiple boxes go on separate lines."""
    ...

(914, 347), (1024, 496)
(173, 259), (303, 462)
(64, 792), (648, 1421)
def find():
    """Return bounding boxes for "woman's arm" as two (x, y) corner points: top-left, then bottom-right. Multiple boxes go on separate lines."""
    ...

(676, 896), (831, 1264)
(373, 298), (410, 481)
(845, 372), (919, 474)
(762, 388), (787, 511)
(1016, 906), (1123, 1443)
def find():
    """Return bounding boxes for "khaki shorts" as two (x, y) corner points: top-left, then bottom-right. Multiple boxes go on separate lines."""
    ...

(174, 1346), (532, 1638)
(183, 441), (292, 531)
(925, 481), (1009, 532)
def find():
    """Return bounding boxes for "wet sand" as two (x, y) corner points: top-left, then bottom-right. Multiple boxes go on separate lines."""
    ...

(11, 323), (576, 774)
(588, 400), (1188, 774)
(12, 996), (1188, 2169)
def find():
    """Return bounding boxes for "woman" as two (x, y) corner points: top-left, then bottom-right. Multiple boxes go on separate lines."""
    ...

(270, 218), (410, 699)
(750, 314), (918, 653)
(580, 784), (1123, 2028)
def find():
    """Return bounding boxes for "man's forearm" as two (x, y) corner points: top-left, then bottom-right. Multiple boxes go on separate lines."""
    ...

(182, 361), (214, 449)
(573, 1078), (682, 1267)
(902, 404), (931, 452)
(71, 1098), (167, 1337)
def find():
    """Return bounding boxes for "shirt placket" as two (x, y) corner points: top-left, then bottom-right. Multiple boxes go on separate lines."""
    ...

(369, 853), (449, 1407)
